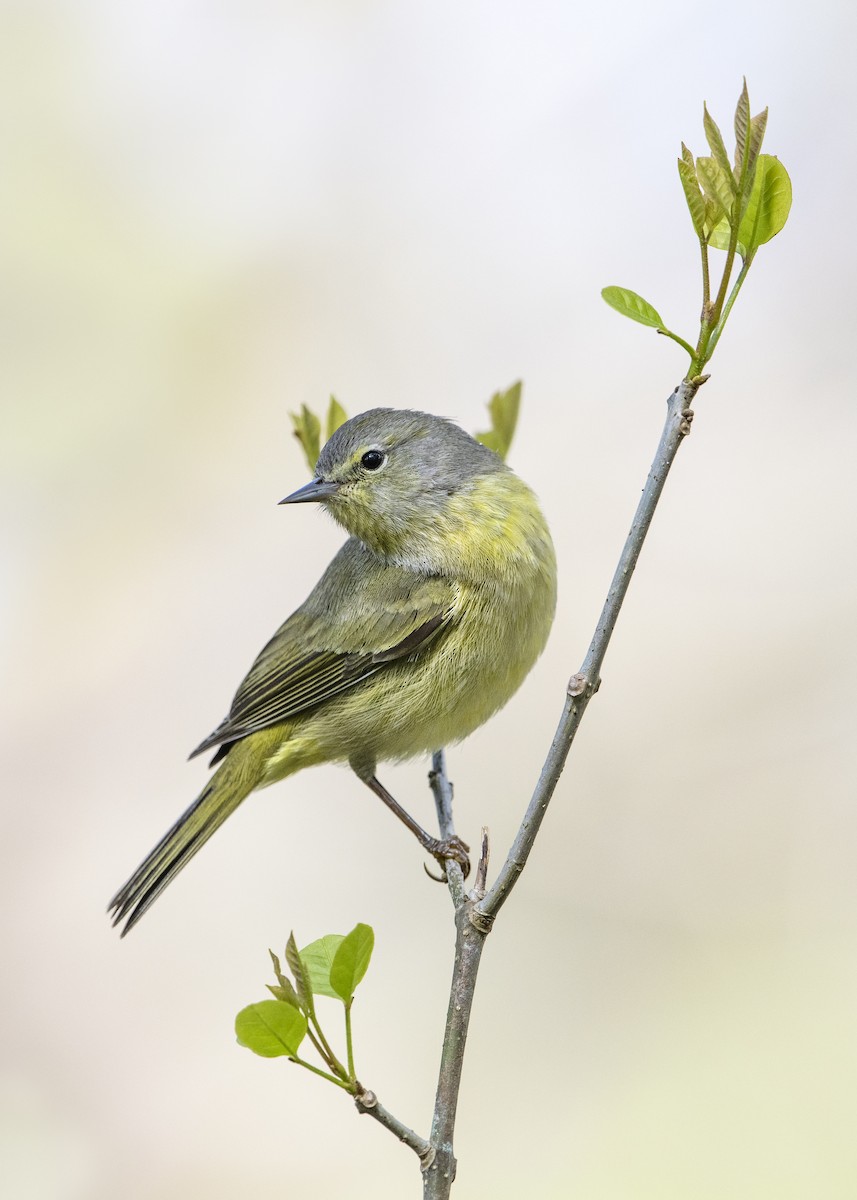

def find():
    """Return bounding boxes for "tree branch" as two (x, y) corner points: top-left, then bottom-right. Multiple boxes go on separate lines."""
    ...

(422, 376), (703, 1198)
(429, 750), (467, 908)
(354, 1089), (433, 1164)
(479, 376), (702, 920)
(423, 901), (487, 1197)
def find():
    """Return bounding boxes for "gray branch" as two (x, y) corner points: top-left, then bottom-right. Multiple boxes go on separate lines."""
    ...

(354, 1089), (432, 1164)
(423, 904), (486, 1196)
(479, 377), (700, 919)
(420, 377), (702, 1199)
(429, 750), (467, 908)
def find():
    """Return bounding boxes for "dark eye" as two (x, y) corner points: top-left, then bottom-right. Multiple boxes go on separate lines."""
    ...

(361, 449), (386, 471)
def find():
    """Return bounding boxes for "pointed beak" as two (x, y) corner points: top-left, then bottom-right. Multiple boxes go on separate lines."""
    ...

(278, 478), (341, 505)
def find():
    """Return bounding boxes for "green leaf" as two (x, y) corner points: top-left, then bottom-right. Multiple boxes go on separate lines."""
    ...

(680, 141), (695, 169)
(475, 381), (521, 461)
(235, 1000), (308, 1058)
(709, 155), (791, 256)
(703, 103), (737, 192)
(677, 157), (706, 239)
(736, 106), (768, 224)
(601, 286), (664, 329)
(267, 949), (301, 1009)
(286, 932), (314, 1016)
(330, 923), (375, 1001)
(267, 983), (298, 1004)
(740, 108), (768, 211)
(289, 405), (321, 473)
(733, 80), (750, 175)
(474, 429), (503, 455)
(742, 154), (792, 254)
(704, 195), (725, 238)
(748, 109), (768, 170)
(707, 215), (730, 252)
(696, 157), (735, 222)
(269, 949), (289, 991)
(326, 396), (348, 441)
(299, 934), (345, 1000)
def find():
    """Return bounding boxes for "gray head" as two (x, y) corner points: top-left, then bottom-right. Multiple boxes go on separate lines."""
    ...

(280, 408), (505, 554)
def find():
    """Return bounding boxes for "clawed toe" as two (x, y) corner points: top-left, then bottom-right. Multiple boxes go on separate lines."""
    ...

(422, 835), (471, 881)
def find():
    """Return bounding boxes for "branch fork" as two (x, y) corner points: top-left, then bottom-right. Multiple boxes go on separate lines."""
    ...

(416, 376), (702, 1198)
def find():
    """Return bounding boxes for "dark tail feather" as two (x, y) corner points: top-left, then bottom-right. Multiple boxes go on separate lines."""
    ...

(109, 761), (254, 936)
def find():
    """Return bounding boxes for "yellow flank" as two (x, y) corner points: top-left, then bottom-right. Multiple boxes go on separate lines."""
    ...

(109, 407), (557, 934)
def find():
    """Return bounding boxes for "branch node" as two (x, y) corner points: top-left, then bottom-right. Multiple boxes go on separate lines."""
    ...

(355, 1088), (377, 1110)
(467, 904), (495, 935)
(567, 672), (589, 698)
(420, 1146), (437, 1172)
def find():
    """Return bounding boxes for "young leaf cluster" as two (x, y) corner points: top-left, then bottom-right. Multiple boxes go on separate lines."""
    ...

(290, 396), (348, 473)
(289, 381), (521, 472)
(602, 81), (791, 377)
(474, 381), (521, 459)
(235, 923), (374, 1093)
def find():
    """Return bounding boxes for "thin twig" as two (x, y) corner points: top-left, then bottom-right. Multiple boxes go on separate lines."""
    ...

(421, 376), (702, 1199)
(429, 750), (467, 908)
(471, 829), (489, 901)
(479, 377), (701, 921)
(423, 904), (486, 1197)
(354, 1089), (433, 1164)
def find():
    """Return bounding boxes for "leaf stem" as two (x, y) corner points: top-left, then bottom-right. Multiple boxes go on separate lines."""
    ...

(694, 224), (738, 374)
(305, 1024), (335, 1069)
(309, 1012), (347, 1080)
(700, 239), (711, 313)
(344, 1000), (356, 1082)
(708, 212), (741, 336)
(704, 258), (751, 362)
(657, 328), (696, 361)
(292, 1056), (353, 1090)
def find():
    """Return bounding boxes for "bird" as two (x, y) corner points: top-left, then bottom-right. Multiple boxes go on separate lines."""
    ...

(109, 408), (556, 934)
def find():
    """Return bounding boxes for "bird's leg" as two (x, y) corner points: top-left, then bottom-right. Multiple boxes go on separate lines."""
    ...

(362, 774), (471, 880)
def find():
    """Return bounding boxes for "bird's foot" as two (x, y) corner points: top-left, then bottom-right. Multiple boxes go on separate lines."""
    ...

(421, 835), (471, 882)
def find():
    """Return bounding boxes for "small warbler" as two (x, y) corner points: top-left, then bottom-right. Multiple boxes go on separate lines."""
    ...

(109, 408), (556, 934)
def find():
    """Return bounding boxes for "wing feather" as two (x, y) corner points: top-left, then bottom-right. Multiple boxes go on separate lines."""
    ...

(190, 539), (455, 760)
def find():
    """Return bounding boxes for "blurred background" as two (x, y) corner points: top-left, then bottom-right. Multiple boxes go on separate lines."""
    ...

(2, 2), (855, 1197)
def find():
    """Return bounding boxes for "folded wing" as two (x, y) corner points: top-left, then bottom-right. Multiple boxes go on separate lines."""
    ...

(190, 539), (455, 761)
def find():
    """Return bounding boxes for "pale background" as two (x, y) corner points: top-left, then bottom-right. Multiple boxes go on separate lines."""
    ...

(2, 2), (855, 1198)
